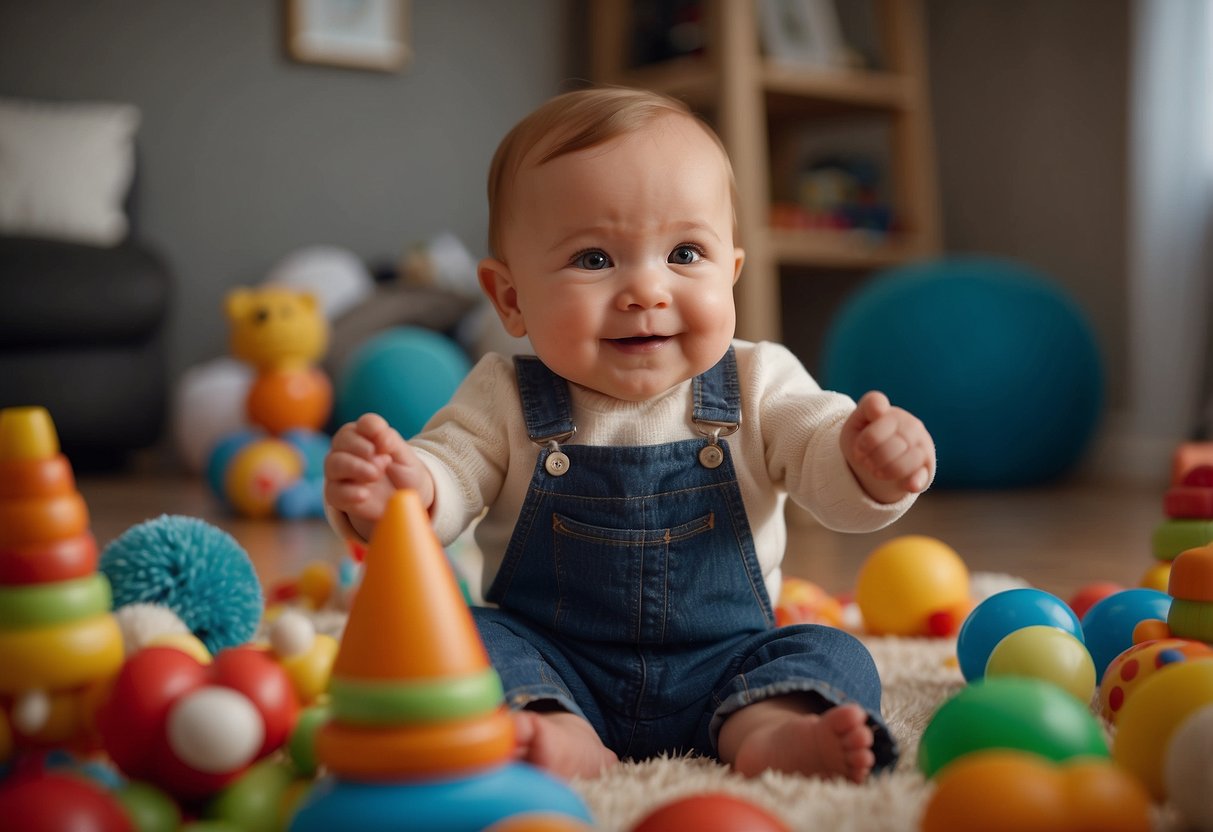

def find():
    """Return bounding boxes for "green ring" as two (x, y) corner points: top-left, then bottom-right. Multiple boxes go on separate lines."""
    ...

(330, 668), (504, 725)
(0, 574), (112, 629)
(1169, 599), (1213, 641)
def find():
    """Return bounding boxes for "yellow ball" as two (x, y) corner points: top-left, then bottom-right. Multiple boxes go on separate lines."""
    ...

(986, 625), (1096, 703)
(1139, 561), (1171, 592)
(147, 632), (213, 665)
(297, 561), (336, 609)
(856, 535), (970, 636)
(280, 633), (339, 705)
(1113, 657), (1213, 800)
(223, 439), (303, 519)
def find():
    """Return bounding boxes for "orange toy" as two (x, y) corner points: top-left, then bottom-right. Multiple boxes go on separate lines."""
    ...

(1172, 442), (1213, 485)
(226, 286), (333, 434)
(0, 407), (124, 750)
(774, 577), (845, 628)
(920, 751), (1151, 832)
(292, 489), (592, 831)
(316, 489), (512, 780)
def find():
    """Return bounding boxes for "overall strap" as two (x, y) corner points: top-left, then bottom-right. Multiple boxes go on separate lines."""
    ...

(514, 356), (576, 443)
(515, 346), (741, 444)
(692, 345), (741, 430)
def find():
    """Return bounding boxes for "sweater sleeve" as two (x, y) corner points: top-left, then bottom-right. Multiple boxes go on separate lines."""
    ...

(407, 353), (517, 545)
(748, 341), (917, 532)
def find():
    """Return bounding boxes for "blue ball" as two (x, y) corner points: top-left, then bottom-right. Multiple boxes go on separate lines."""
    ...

(1081, 588), (1173, 679)
(100, 515), (263, 654)
(823, 257), (1104, 487)
(956, 588), (1083, 682)
(291, 763), (592, 832)
(335, 327), (471, 438)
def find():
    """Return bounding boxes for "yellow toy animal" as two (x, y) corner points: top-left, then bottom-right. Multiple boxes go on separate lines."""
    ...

(225, 287), (332, 434)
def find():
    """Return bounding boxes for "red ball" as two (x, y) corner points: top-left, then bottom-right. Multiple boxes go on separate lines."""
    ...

(1068, 582), (1124, 621)
(631, 793), (790, 832)
(0, 767), (132, 832)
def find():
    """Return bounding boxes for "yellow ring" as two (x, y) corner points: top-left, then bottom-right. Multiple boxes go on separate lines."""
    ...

(0, 614), (124, 693)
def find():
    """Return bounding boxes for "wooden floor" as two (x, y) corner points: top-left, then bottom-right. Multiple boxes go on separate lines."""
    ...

(75, 472), (1167, 601)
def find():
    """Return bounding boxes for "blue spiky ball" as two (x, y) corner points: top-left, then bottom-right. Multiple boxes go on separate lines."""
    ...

(100, 515), (263, 654)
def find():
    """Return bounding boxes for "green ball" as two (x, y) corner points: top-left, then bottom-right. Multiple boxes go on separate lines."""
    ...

(288, 703), (331, 778)
(918, 676), (1109, 778)
(206, 759), (296, 832)
(114, 781), (182, 832)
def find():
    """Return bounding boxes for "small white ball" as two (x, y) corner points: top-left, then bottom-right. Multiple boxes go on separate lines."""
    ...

(167, 686), (264, 774)
(1165, 703), (1213, 831)
(269, 610), (315, 658)
(114, 602), (190, 656)
(12, 690), (50, 734)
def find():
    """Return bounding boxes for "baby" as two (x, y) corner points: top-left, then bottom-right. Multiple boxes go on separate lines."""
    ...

(325, 87), (935, 783)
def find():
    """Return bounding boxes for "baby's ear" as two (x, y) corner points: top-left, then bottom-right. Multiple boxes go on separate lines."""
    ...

(732, 247), (746, 285)
(478, 258), (527, 337)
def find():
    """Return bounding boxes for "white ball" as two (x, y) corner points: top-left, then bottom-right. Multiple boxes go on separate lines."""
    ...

(1165, 703), (1213, 830)
(171, 357), (253, 473)
(269, 610), (315, 659)
(167, 686), (265, 774)
(12, 690), (50, 734)
(114, 603), (189, 655)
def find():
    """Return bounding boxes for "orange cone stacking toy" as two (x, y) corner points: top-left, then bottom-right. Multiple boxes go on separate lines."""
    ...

(291, 490), (592, 831)
(0, 407), (124, 749)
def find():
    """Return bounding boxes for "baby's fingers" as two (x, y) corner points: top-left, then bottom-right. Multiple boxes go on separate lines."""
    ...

(325, 450), (389, 484)
(323, 481), (373, 513)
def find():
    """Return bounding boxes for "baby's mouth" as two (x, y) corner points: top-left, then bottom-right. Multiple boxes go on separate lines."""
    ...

(611, 335), (668, 346)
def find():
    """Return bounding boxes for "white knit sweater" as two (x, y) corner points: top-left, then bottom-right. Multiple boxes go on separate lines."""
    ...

(329, 340), (919, 603)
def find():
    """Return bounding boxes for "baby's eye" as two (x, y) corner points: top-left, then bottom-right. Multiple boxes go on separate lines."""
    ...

(668, 244), (703, 265)
(572, 249), (612, 270)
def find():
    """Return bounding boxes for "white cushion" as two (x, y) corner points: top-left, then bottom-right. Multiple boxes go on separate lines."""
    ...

(0, 97), (140, 246)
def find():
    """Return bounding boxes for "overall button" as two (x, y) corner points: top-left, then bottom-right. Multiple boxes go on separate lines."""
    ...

(699, 444), (724, 469)
(545, 451), (570, 476)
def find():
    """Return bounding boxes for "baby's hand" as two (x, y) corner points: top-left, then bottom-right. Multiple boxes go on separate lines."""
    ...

(323, 413), (435, 539)
(840, 392), (934, 503)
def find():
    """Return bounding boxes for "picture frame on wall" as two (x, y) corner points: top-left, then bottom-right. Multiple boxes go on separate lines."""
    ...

(286, 0), (410, 73)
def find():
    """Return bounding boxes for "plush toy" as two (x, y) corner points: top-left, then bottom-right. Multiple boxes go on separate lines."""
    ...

(226, 286), (332, 435)
(204, 286), (334, 519)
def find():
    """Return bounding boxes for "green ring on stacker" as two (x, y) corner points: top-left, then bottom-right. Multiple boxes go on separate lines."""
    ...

(329, 668), (505, 725)
(0, 573), (112, 629)
(1151, 519), (1213, 561)
(1168, 599), (1213, 642)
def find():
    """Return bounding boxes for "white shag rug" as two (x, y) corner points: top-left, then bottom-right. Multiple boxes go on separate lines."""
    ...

(572, 635), (959, 832)
(301, 573), (1187, 831)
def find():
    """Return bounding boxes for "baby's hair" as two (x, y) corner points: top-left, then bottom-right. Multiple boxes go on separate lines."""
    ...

(486, 86), (739, 259)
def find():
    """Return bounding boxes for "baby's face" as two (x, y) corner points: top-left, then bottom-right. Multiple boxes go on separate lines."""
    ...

(493, 114), (743, 401)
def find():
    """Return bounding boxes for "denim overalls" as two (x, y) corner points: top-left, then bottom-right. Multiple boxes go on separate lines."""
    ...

(471, 348), (897, 769)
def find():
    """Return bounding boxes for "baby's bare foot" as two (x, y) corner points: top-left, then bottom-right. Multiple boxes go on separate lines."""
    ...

(511, 710), (618, 780)
(729, 702), (876, 783)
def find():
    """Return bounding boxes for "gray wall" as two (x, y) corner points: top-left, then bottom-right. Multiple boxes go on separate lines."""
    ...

(0, 0), (572, 381)
(927, 0), (1130, 409)
(0, 0), (1131, 415)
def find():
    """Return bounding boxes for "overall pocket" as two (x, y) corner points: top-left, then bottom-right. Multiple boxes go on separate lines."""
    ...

(551, 511), (715, 643)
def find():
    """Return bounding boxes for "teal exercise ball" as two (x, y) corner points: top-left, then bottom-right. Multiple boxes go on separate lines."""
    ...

(822, 257), (1103, 488)
(335, 327), (471, 438)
